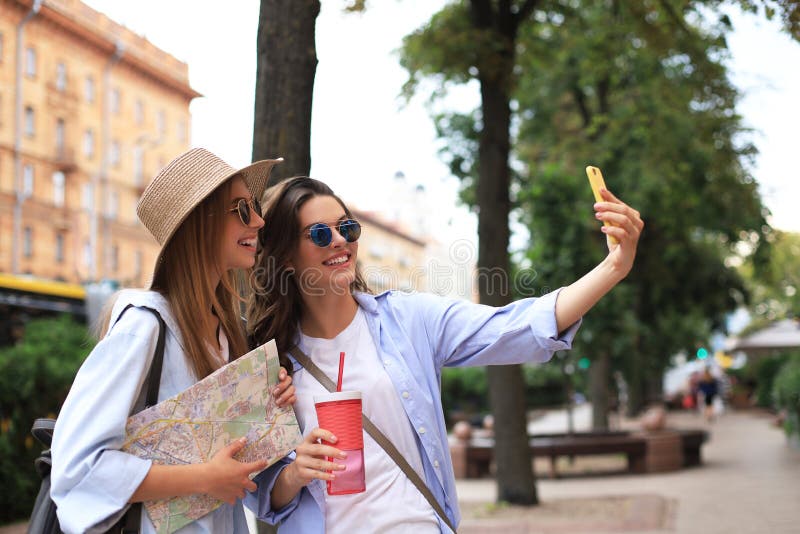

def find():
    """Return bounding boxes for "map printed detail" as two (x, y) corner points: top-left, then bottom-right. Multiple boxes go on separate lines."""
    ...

(121, 339), (302, 534)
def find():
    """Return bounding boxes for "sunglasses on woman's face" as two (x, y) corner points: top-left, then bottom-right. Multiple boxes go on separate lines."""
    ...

(303, 219), (362, 248)
(228, 197), (262, 226)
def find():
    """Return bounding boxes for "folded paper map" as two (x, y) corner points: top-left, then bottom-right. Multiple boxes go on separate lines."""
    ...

(121, 339), (302, 534)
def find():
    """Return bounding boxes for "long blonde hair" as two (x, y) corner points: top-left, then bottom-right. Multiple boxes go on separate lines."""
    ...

(99, 178), (249, 379)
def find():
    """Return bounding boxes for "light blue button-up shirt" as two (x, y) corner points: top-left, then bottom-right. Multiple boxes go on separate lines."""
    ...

(246, 288), (581, 533)
(51, 290), (257, 534)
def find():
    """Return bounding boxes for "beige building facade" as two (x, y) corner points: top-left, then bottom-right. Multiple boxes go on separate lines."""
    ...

(0, 0), (199, 287)
(351, 208), (428, 294)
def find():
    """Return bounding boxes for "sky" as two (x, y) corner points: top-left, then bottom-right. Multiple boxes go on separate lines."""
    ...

(82, 0), (800, 242)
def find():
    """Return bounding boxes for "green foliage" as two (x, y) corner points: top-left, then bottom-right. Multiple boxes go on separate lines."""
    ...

(0, 315), (93, 524)
(773, 353), (800, 438)
(753, 353), (791, 408)
(441, 363), (573, 426)
(739, 231), (800, 321)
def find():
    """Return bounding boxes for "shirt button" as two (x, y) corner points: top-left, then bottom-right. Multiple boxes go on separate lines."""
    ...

(402, 391), (410, 399)
(418, 426), (426, 434)
(434, 460), (440, 468)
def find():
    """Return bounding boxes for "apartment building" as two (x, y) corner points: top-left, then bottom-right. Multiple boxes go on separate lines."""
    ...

(351, 207), (428, 293)
(0, 0), (199, 286)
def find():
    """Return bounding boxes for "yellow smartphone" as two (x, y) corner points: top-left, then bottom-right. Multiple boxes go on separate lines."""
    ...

(585, 165), (618, 245)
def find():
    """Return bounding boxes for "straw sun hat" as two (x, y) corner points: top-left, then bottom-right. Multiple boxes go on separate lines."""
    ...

(136, 147), (282, 287)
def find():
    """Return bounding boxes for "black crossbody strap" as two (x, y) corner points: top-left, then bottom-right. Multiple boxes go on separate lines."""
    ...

(110, 304), (167, 534)
(289, 346), (457, 533)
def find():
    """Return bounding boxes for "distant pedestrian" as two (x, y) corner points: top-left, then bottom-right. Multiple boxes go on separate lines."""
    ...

(698, 367), (720, 422)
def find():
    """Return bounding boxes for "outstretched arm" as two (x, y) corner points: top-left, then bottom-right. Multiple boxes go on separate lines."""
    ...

(555, 188), (644, 333)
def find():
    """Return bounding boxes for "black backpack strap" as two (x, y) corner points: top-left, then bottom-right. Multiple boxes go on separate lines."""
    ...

(110, 304), (167, 532)
(112, 304), (167, 409)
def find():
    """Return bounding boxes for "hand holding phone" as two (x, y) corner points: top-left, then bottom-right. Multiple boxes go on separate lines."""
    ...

(585, 166), (619, 245)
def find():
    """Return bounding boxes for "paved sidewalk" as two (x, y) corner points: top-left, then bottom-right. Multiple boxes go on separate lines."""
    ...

(456, 409), (800, 533)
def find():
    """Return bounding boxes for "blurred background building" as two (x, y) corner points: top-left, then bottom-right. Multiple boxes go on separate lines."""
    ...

(0, 0), (199, 339)
(0, 0), (198, 289)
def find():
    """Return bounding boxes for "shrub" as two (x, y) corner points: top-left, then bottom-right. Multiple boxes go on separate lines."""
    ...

(441, 363), (572, 427)
(773, 354), (800, 442)
(754, 354), (790, 408)
(0, 315), (93, 524)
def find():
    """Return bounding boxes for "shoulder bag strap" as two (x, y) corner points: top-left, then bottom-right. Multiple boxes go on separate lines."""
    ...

(110, 304), (167, 534)
(289, 346), (456, 533)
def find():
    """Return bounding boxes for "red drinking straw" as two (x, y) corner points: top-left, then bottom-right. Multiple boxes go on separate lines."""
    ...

(336, 352), (345, 392)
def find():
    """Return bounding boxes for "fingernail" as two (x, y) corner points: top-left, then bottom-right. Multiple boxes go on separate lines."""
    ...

(595, 213), (602, 219)
(336, 463), (346, 470)
(338, 452), (347, 459)
(329, 435), (338, 443)
(279, 370), (286, 379)
(238, 437), (247, 443)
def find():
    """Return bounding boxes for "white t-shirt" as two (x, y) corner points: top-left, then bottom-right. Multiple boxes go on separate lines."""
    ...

(294, 308), (439, 533)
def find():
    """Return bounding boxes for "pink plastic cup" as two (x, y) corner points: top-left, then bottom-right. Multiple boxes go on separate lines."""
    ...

(314, 391), (365, 495)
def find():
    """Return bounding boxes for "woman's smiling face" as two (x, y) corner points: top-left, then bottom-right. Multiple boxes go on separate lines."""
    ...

(289, 195), (359, 295)
(220, 176), (264, 272)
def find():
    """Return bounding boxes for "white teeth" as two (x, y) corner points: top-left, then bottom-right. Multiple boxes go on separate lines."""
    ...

(324, 255), (349, 266)
(238, 238), (256, 247)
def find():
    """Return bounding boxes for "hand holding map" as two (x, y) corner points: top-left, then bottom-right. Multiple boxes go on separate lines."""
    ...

(121, 339), (302, 534)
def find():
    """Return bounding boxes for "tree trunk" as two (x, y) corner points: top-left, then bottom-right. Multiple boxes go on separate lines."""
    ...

(252, 0), (320, 184)
(590, 350), (610, 430)
(477, 64), (539, 506)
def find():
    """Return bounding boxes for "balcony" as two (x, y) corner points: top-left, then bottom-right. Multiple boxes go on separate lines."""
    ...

(53, 147), (78, 172)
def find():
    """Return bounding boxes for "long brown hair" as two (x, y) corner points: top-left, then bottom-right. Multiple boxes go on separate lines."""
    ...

(99, 178), (249, 380)
(247, 177), (370, 372)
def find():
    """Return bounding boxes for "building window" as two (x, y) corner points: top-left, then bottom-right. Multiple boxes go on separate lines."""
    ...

(25, 47), (36, 77)
(83, 240), (92, 268)
(177, 119), (186, 143)
(111, 244), (119, 272)
(24, 106), (34, 136)
(133, 146), (144, 186)
(24, 227), (33, 258)
(56, 233), (65, 263)
(53, 171), (65, 207)
(111, 88), (120, 114)
(157, 110), (166, 136)
(56, 62), (67, 92)
(84, 129), (95, 158)
(110, 140), (121, 166)
(135, 99), (144, 125)
(55, 118), (65, 152)
(82, 183), (94, 211)
(85, 76), (95, 103)
(23, 164), (34, 198)
(108, 190), (119, 220)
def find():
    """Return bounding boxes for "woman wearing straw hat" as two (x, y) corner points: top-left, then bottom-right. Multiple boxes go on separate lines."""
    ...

(246, 177), (643, 532)
(50, 148), (296, 533)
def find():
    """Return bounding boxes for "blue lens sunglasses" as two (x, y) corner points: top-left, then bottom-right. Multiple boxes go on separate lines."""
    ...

(303, 219), (362, 248)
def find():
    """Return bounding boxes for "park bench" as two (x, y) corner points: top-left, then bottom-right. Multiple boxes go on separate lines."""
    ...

(452, 431), (647, 479)
(451, 429), (708, 478)
(676, 428), (709, 467)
